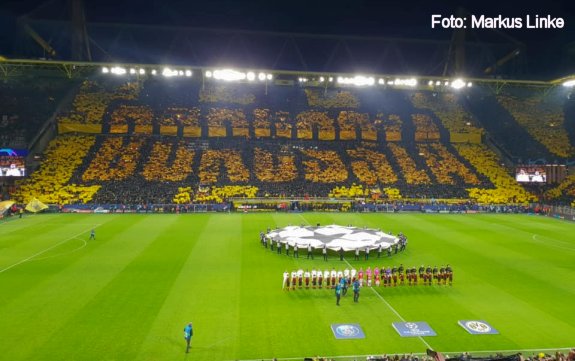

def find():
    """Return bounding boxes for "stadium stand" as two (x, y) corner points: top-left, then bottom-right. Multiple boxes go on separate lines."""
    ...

(6, 76), (575, 207)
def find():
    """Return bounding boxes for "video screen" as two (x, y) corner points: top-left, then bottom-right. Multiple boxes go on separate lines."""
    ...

(0, 149), (27, 177)
(515, 166), (546, 183)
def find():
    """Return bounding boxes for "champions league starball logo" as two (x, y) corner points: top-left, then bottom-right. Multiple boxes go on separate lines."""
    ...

(405, 322), (419, 330)
(465, 321), (491, 333)
(336, 325), (360, 337)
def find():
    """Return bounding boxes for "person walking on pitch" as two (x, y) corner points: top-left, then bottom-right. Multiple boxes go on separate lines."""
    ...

(184, 322), (193, 352)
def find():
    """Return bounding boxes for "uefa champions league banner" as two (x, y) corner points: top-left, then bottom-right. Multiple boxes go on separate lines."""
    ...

(458, 320), (499, 334)
(392, 322), (437, 337)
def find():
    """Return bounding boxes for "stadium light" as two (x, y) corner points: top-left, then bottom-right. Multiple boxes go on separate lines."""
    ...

(129, 68), (136, 75)
(162, 68), (178, 77)
(319, 76), (325, 82)
(328, 77), (333, 82)
(451, 78), (466, 89)
(213, 69), (246, 81)
(378, 78), (384, 85)
(185, 70), (192, 77)
(266, 74), (272, 80)
(258, 72), (266, 81)
(337, 75), (375, 86)
(205, 70), (213, 78)
(562, 80), (575, 87)
(102, 67), (109, 74)
(394, 78), (418, 87)
(110, 66), (126, 75)
(435, 81), (441, 86)
(139, 68), (146, 75)
(467, 82), (472, 87)
(428, 80), (433, 86)
(151, 69), (157, 75)
(246, 72), (255, 81)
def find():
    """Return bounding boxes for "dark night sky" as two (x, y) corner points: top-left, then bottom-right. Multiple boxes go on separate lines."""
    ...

(1, 0), (575, 76)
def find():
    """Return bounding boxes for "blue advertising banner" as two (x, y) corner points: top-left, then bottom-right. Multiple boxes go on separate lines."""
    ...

(458, 320), (499, 334)
(392, 322), (437, 337)
(331, 324), (366, 339)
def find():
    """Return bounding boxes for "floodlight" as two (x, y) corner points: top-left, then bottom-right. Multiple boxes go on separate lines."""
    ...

(163, 68), (176, 77)
(444, 81), (449, 86)
(111, 66), (126, 75)
(206, 70), (213, 78)
(319, 76), (325, 82)
(102, 67), (109, 74)
(451, 78), (466, 89)
(435, 81), (441, 85)
(562, 80), (575, 87)
(139, 68), (145, 75)
(266, 74), (272, 80)
(428, 80), (433, 86)
(185, 70), (192, 77)
(378, 79), (384, 85)
(129, 68), (136, 74)
(178, 70), (184, 76)
(151, 69), (157, 75)
(247, 72), (256, 81)
(258, 72), (266, 81)
(467, 82), (472, 87)
(213, 69), (246, 81)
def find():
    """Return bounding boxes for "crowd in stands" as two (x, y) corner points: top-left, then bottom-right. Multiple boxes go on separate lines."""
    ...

(58, 80), (139, 124)
(8, 78), (575, 206)
(497, 94), (575, 158)
(305, 89), (360, 108)
(198, 149), (250, 184)
(109, 104), (154, 129)
(417, 143), (482, 185)
(141, 141), (195, 182)
(12, 136), (100, 204)
(454, 143), (537, 204)
(254, 147), (297, 182)
(296, 111), (336, 140)
(199, 84), (255, 104)
(301, 149), (348, 183)
(82, 137), (144, 182)
(346, 147), (398, 185)
(388, 143), (431, 185)
(412, 92), (483, 136)
(412, 113), (440, 141)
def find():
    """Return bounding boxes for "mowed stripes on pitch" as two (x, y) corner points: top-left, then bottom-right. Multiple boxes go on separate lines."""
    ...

(0, 213), (574, 361)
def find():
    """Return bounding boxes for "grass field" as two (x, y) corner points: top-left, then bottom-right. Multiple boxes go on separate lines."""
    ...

(0, 212), (574, 361)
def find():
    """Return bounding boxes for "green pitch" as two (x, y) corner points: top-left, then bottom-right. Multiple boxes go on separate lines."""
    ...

(0, 213), (574, 361)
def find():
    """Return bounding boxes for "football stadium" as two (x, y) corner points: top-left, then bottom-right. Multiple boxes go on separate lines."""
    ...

(1, 1), (575, 361)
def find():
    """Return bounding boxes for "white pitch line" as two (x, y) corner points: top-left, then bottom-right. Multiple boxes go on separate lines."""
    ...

(296, 214), (424, 344)
(0, 224), (102, 274)
(342, 258), (433, 350)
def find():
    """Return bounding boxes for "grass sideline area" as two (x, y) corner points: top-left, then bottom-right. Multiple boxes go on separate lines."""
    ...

(0, 213), (574, 361)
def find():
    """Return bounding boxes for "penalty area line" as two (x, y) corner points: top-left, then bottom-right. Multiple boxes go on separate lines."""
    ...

(0, 224), (103, 274)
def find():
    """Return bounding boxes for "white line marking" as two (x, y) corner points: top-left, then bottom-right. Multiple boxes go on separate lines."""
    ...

(31, 237), (88, 261)
(342, 258), (433, 350)
(531, 234), (575, 252)
(295, 215), (432, 350)
(0, 224), (103, 274)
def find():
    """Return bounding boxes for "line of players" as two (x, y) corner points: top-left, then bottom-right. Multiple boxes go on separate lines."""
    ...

(282, 264), (453, 290)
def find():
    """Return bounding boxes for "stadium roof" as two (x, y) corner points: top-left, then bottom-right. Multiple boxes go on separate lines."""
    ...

(1, 0), (575, 78)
